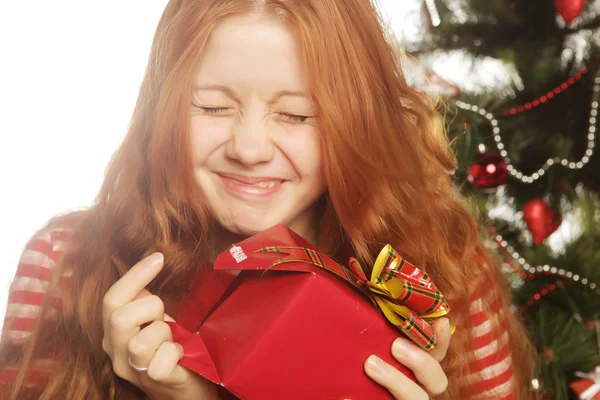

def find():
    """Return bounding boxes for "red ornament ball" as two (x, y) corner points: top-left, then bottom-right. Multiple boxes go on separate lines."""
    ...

(523, 199), (562, 245)
(468, 152), (508, 189)
(554, 0), (587, 24)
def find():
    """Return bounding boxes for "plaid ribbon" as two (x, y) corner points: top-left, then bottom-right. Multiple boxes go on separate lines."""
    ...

(258, 245), (453, 350)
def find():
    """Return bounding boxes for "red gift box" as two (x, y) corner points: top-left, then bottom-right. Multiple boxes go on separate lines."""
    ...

(167, 225), (451, 400)
(570, 367), (600, 400)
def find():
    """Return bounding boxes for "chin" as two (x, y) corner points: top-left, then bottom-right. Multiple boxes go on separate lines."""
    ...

(219, 217), (284, 237)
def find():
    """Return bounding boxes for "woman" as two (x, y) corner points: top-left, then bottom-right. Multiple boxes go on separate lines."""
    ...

(0, 0), (537, 399)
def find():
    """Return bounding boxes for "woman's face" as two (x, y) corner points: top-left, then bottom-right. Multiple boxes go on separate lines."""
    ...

(190, 14), (326, 239)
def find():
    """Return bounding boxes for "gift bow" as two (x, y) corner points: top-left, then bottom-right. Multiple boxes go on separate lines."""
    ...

(575, 366), (600, 400)
(258, 244), (454, 350)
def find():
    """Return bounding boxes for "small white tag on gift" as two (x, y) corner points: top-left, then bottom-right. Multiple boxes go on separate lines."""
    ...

(229, 245), (247, 263)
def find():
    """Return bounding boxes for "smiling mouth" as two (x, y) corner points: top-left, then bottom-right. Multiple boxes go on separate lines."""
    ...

(216, 173), (286, 197)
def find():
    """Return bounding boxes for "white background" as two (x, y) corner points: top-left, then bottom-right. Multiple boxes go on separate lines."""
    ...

(0, 1), (417, 328)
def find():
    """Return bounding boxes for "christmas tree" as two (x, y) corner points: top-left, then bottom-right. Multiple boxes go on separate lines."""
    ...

(397, 0), (600, 398)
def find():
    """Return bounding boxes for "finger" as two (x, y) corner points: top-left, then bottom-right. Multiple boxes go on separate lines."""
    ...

(128, 320), (173, 370)
(163, 313), (176, 322)
(103, 289), (155, 356)
(110, 294), (165, 333)
(109, 295), (165, 358)
(134, 290), (161, 330)
(364, 355), (429, 400)
(133, 288), (153, 301)
(102, 253), (164, 326)
(145, 341), (187, 385)
(391, 338), (448, 396)
(428, 318), (451, 363)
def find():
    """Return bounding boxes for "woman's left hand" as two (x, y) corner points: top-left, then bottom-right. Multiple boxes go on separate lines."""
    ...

(364, 318), (452, 400)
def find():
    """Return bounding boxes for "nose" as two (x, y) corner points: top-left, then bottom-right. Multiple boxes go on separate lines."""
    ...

(225, 111), (275, 166)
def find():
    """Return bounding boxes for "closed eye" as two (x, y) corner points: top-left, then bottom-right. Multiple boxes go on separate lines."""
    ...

(279, 113), (309, 123)
(199, 107), (229, 113)
(195, 106), (310, 123)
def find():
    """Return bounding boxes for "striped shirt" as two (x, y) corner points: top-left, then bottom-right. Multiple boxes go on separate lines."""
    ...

(0, 224), (516, 398)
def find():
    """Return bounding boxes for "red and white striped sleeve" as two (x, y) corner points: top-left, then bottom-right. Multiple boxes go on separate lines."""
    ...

(460, 283), (516, 399)
(0, 224), (74, 387)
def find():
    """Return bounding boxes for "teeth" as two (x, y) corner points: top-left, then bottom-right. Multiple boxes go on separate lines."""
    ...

(257, 181), (277, 188)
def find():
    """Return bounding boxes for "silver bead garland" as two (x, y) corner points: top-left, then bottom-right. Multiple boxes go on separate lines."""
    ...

(455, 69), (599, 184)
(491, 230), (600, 295)
(424, 0), (441, 27)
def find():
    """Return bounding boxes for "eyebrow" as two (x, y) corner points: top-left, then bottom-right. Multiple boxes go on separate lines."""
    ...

(269, 90), (311, 104)
(193, 85), (311, 104)
(193, 85), (240, 102)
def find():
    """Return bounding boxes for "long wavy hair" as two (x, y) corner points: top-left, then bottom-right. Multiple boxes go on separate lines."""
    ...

(2, 0), (537, 398)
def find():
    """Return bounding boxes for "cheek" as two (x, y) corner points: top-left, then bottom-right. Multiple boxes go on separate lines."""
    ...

(300, 151), (325, 180)
(277, 126), (324, 180)
(190, 117), (232, 162)
(302, 142), (327, 192)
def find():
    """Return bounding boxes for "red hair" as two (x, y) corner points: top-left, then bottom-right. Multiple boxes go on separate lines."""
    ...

(2, 0), (536, 398)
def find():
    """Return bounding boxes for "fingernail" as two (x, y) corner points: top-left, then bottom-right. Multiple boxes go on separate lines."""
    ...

(366, 355), (386, 376)
(392, 338), (409, 354)
(148, 252), (164, 266)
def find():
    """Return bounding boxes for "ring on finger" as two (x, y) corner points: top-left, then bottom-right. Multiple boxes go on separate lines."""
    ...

(128, 355), (148, 372)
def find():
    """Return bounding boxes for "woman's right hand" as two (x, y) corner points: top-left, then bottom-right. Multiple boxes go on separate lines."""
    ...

(101, 253), (219, 400)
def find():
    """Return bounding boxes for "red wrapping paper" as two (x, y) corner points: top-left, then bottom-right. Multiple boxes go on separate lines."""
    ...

(167, 225), (422, 400)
